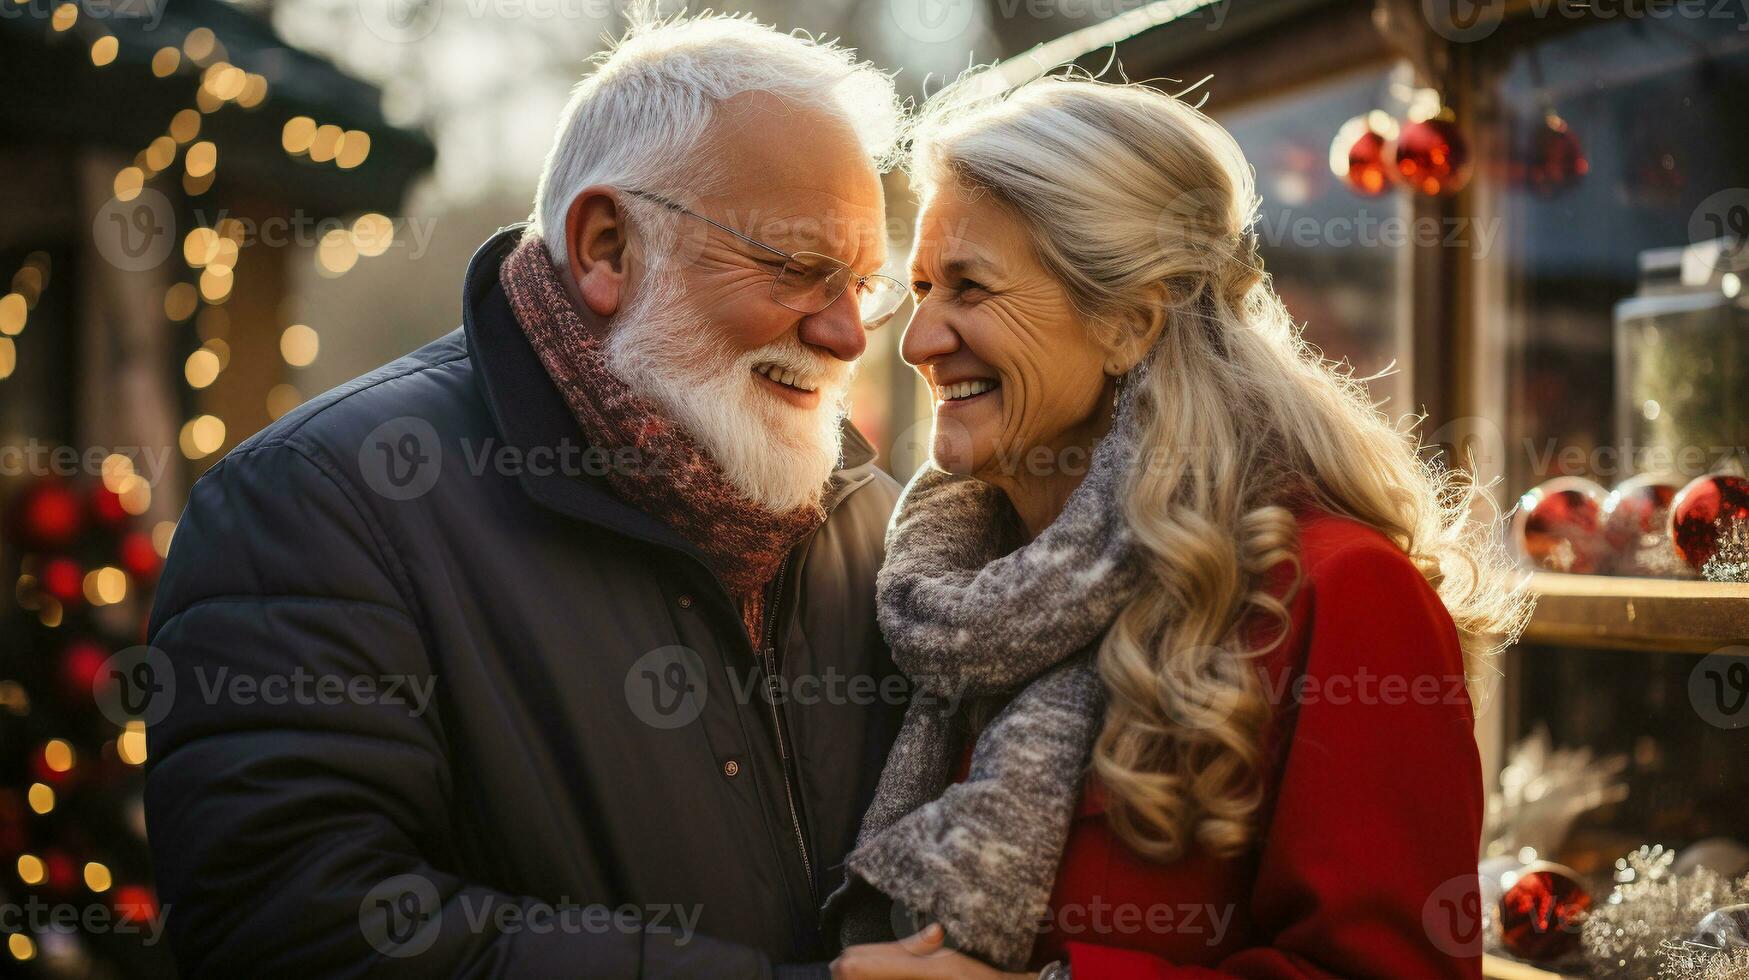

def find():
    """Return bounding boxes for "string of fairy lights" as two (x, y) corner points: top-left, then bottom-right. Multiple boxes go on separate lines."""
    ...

(2, 5), (413, 966)
(2, 7), (401, 459)
(0, 253), (49, 381)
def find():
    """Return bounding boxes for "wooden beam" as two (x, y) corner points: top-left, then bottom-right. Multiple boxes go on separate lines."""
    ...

(1522, 571), (1749, 653)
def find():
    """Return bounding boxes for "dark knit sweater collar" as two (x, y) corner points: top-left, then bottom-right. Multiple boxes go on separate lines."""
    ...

(497, 232), (826, 609)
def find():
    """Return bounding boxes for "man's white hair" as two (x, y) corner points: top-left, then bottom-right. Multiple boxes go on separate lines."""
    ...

(530, 8), (903, 270)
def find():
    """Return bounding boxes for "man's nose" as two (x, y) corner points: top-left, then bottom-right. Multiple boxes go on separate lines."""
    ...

(797, 286), (867, 362)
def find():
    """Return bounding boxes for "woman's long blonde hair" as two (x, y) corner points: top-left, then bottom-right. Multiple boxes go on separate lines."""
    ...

(908, 73), (1532, 863)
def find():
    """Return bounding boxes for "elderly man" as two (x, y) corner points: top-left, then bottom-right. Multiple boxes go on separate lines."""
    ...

(144, 13), (907, 977)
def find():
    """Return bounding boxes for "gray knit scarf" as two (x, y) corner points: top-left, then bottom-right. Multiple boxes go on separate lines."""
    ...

(822, 375), (1149, 970)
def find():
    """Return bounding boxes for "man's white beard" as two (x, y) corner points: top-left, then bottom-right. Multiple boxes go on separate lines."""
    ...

(605, 276), (853, 513)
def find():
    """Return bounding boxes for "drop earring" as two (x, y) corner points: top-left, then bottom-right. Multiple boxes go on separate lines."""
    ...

(1111, 371), (1125, 421)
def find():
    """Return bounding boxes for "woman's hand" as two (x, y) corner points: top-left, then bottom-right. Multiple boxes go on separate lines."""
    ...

(830, 924), (1037, 979)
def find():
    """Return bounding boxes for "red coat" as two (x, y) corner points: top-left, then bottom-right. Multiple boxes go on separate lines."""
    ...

(1028, 511), (1484, 978)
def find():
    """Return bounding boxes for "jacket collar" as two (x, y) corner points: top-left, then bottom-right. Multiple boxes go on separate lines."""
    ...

(462, 224), (879, 543)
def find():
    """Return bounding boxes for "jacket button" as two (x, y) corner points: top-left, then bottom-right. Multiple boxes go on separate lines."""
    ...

(722, 759), (739, 777)
(677, 594), (693, 609)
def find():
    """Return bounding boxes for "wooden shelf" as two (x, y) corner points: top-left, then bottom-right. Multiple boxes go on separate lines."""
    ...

(1520, 572), (1749, 653)
(1482, 954), (1582, 980)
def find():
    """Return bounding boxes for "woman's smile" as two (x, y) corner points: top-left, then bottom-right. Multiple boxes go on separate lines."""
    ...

(934, 375), (1001, 407)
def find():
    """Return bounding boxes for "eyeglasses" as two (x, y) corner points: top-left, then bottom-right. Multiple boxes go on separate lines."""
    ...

(626, 189), (907, 329)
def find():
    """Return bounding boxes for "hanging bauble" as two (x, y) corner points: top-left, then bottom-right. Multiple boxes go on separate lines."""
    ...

(1692, 903), (1749, 950)
(1331, 111), (1398, 197)
(1389, 111), (1472, 197)
(1602, 474), (1683, 576)
(1498, 861), (1592, 961)
(38, 557), (85, 607)
(1512, 477), (1608, 574)
(1670, 474), (1749, 581)
(13, 480), (82, 549)
(1525, 111), (1588, 195)
(112, 884), (160, 924)
(118, 531), (161, 582)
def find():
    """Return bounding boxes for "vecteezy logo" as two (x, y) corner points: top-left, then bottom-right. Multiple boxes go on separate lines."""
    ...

(1153, 187), (1231, 257)
(358, 416), (442, 501)
(624, 646), (708, 730)
(891, 413), (974, 476)
(95, 645), (176, 727)
(1421, 0), (1505, 42)
(357, 0), (442, 44)
(1155, 647), (1240, 731)
(887, 0), (977, 44)
(1691, 646), (1749, 730)
(1422, 873), (1485, 957)
(92, 188), (175, 273)
(360, 873), (442, 958)
(889, 898), (961, 952)
(1689, 188), (1749, 272)
(1423, 415), (1506, 475)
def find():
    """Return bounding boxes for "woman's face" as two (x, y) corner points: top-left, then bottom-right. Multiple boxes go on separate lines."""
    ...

(903, 185), (1112, 481)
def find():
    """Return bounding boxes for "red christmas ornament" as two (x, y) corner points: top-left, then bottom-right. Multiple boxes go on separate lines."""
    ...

(14, 480), (82, 549)
(118, 531), (162, 581)
(38, 557), (85, 607)
(1602, 474), (1682, 576)
(1498, 861), (1592, 961)
(62, 641), (110, 703)
(91, 483), (128, 528)
(1671, 474), (1749, 578)
(1390, 114), (1472, 197)
(41, 851), (78, 896)
(1331, 113), (1397, 197)
(1526, 112), (1588, 194)
(1512, 477), (1608, 574)
(113, 884), (160, 924)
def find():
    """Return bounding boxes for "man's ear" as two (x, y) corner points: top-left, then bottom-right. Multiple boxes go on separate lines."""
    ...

(563, 186), (632, 318)
(1106, 283), (1170, 376)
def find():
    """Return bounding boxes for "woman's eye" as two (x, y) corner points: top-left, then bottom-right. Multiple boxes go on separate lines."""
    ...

(910, 280), (932, 300)
(956, 279), (987, 295)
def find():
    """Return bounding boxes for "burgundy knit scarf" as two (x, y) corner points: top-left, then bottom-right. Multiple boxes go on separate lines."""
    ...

(498, 233), (826, 644)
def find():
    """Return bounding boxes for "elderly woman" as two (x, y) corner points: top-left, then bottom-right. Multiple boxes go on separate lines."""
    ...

(825, 74), (1529, 980)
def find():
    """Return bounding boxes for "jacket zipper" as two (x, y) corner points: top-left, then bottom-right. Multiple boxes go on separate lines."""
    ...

(760, 555), (817, 905)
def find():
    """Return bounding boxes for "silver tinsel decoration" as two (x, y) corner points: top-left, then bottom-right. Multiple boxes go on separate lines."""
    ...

(1484, 726), (1629, 860)
(1700, 515), (1749, 584)
(1661, 947), (1749, 980)
(1584, 845), (1749, 980)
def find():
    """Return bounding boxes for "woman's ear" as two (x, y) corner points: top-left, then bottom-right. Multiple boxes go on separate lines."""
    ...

(563, 186), (634, 318)
(1105, 283), (1170, 376)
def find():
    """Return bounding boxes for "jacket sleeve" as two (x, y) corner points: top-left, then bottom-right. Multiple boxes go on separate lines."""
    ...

(1062, 545), (1485, 980)
(144, 438), (778, 979)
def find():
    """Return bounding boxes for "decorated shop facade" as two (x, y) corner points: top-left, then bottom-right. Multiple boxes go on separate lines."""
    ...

(1006, 0), (1749, 975)
(0, 0), (431, 972)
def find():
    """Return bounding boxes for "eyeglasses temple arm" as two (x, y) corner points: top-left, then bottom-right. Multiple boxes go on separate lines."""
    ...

(622, 188), (792, 261)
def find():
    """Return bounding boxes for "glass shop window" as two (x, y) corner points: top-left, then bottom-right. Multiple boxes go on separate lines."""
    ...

(1218, 65), (1415, 414)
(1491, 13), (1749, 581)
